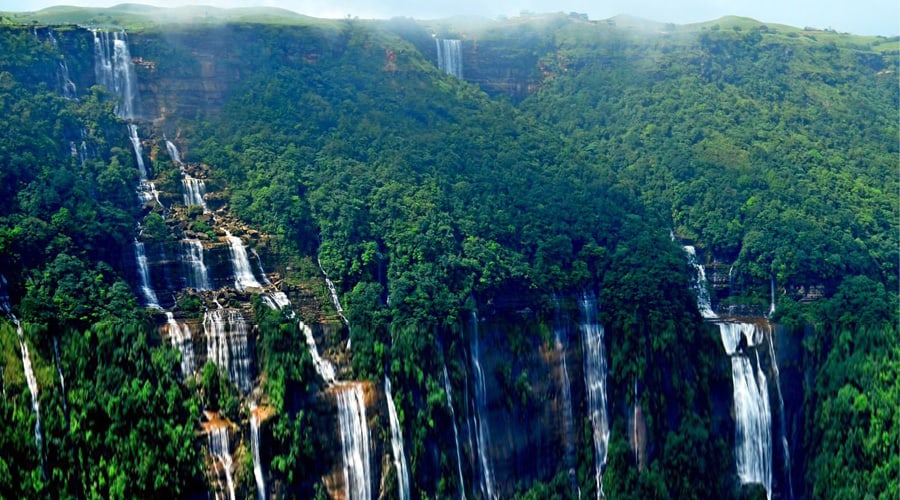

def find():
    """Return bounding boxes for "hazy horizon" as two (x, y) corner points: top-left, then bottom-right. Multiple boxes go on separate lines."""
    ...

(4, 0), (899, 36)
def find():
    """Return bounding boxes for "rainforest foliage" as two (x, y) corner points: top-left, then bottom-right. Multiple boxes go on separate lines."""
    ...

(0, 11), (896, 500)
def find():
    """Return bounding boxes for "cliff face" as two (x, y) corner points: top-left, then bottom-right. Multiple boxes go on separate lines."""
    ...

(38, 21), (807, 499)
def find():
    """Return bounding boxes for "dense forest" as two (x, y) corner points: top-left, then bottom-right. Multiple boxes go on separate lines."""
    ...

(0, 6), (896, 499)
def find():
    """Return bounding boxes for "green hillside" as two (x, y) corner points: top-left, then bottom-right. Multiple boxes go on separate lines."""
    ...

(0, 9), (896, 500)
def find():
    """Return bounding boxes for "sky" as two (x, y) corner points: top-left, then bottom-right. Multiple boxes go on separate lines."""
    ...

(3, 0), (898, 36)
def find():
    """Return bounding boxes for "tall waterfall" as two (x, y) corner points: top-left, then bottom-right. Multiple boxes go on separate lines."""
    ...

(442, 363), (467, 499)
(250, 404), (267, 500)
(1, 282), (44, 468)
(299, 320), (336, 384)
(384, 377), (410, 500)
(134, 239), (160, 308)
(225, 231), (262, 290)
(580, 292), (609, 499)
(469, 311), (496, 500)
(58, 61), (77, 99)
(207, 425), (236, 500)
(92, 30), (140, 119)
(165, 312), (196, 378)
(8, 314), (44, 475)
(203, 310), (252, 393)
(337, 384), (372, 500)
(684, 245), (717, 318)
(181, 239), (211, 290)
(767, 331), (793, 499)
(718, 322), (772, 498)
(52, 336), (68, 419)
(553, 303), (577, 478)
(436, 39), (463, 78)
(684, 245), (784, 497)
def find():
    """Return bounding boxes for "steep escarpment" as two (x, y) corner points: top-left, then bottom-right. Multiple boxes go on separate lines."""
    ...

(0, 10), (897, 500)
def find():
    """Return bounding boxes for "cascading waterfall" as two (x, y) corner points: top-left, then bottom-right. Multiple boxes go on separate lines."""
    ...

(207, 425), (236, 500)
(182, 177), (208, 209)
(5, 311), (44, 475)
(134, 239), (161, 308)
(436, 39), (463, 78)
(580, 292), (609, 499)
(203, 310), (252, 393)
(52, 336), (68, 419)
(337, 384), (372, 500)
(684, 245), (782, 497)
(718, 322), (772, 498)
(181, 239), (211, 290)
(262, 291), (292, 314)
(469, 311), (497, 500)
(250, 404), (267, 500)
(58, 61), (77, 99)
(442, 363), (467, 499)
(165, 312), (196, 378)
(299, 320), (336, 384)
(317, 256), (350, 330)
(127, 125), (162, 208)
(226, 231), (263, 290)
(684, 245), (717, 319)
(167, 139), (210, 211)
(92, 29), (140, 119)
(384, 377), (410, 500)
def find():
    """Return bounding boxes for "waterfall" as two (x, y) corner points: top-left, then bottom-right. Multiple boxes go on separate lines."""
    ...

(384, 377), (410, 500)
(769, 276), (776, 317)
(166, 140), (183, 166)
(165, 312), (196, 378)
(442, 363), (467, 499)
(8, 314), (44, 475)
(181, 239), (211, 290)
(58, 61), (76, 99)
(580, 292), (609, 500)
(203, 310), (252, 393)
(250, 404), (267, 500)
(52, 336), (68, 419)
(127, 124), (148, 181)
(553, 303), (577, 478)
(134, 239), (161, 309)
(166, 139), (210, 211)
(469, 311), (496, 500)
(436, 39), (463, 78)
(767, 330), (794, 499)
(337, 384), (372, 500)
(225, 231), (262, 290)
(317, 256), (350, 330)
(718, 322), (772, 498)
(208, 425), (236, 500)
(92, 29), (140, 119)
(299, 320), (336, 384)
(262, 291), (293, 315)
(684, 245), (717, 319)
(182, 177), (208, 209)
(126, 125), (163, 209)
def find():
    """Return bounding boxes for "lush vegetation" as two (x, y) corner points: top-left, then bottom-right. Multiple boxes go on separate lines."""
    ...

(0, 26), (203, 498)
(0, 9), (896, 499)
